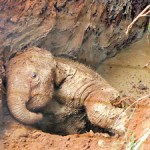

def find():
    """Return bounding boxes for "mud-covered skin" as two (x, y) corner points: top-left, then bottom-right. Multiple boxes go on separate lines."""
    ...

(6, 47), (56, 125)
(36, 54), (127, 135)
(38, 99), (87, 135)
(51, 58), (127, 135)
(7, 47), (127, 135)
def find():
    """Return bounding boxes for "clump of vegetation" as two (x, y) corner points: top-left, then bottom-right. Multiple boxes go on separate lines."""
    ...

(123, 94), (150, 150)
(126, 132), (136, 150)
(126, 129), (150, 150)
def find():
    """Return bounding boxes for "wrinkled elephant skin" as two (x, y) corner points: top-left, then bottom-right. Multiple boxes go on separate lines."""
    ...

(7, 47), (127, 135)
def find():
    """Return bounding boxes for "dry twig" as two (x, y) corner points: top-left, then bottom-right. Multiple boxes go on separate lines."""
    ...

(126, 5), (150, 35)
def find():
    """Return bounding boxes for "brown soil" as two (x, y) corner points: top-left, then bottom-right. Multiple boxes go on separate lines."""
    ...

(0, 0), (148, 67)
(0, 1), (149, 150)
(0, 97), (149, 150)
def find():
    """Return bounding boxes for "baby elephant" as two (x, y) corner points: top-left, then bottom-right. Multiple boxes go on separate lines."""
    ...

(6, 47), (56, 125)
(6, 47), (127, 135)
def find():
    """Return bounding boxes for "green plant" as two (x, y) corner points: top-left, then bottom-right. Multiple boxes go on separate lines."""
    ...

(126, 129), (150, 150)
(126, 133), (136, 150)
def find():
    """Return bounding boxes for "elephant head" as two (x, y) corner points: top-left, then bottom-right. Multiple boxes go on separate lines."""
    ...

(6, 47), (56, 125)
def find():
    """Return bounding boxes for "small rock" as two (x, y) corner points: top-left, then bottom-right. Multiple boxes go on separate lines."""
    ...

(10, 16), (18, 23)
(98, 140), (105, 148)
(89, 130), (94, 137)
(138, 83), (148, 90)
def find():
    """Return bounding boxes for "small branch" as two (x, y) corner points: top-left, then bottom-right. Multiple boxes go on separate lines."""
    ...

(125, 5), (150, 35)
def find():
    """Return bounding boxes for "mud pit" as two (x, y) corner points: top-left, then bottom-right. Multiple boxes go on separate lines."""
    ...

(97, 35), (150, 99)
(0, 35), (149, 150)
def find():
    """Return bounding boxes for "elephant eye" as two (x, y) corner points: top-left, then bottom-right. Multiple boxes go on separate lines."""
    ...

(31, 72), (37, 78)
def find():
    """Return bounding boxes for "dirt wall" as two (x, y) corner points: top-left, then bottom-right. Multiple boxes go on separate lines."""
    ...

(0, 0), (149, 67)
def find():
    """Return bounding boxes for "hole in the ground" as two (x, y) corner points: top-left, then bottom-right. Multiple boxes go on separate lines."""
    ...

(3, 77), (115, 137)
(3, 56), (116, 137)
(34, 105), (115, 136)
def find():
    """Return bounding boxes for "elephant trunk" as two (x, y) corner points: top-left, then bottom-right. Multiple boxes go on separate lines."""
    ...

(7, 93), (43, 125)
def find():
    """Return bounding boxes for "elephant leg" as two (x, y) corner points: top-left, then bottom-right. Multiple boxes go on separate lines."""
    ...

(85, 100), (127, 135)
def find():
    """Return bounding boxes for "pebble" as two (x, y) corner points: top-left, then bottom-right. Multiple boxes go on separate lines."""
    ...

(89, 130), (94, 137)
(138, 83), (148, 90)
(98, 140), (105, 148)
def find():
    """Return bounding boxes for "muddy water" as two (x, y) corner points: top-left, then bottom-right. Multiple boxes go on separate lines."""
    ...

(97, 35), (150, 99)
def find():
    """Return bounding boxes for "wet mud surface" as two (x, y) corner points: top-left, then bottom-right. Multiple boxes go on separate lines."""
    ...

(0, 35), (150, 150)
(98, 35), (150, 99)
(0, 97), (149, 150)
